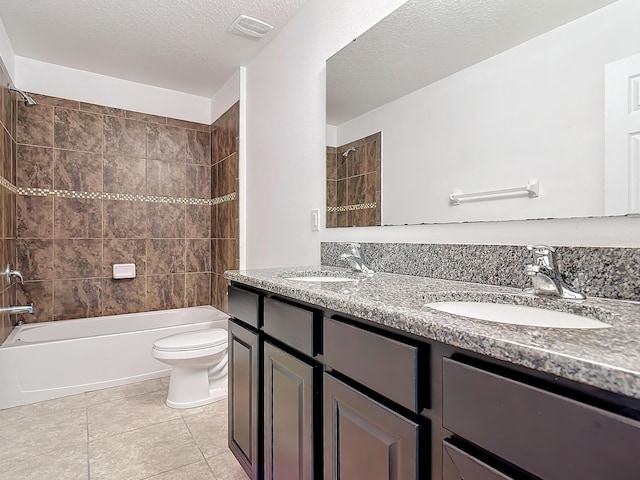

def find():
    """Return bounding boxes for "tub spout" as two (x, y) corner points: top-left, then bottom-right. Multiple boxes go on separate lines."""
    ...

(1, 303), (34, 315)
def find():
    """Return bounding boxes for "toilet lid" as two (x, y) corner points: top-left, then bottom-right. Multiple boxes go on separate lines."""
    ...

(154, 329), (227, 352)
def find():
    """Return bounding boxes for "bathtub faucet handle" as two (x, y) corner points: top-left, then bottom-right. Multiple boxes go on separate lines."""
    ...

(4, 264), (24, 285)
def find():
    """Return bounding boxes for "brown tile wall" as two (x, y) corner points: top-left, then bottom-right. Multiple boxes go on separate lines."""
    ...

(327, 132), (381, 227)
(0, 62), (17, 342)
(211, 103), (239, 312)
(14, 93), (217, 322)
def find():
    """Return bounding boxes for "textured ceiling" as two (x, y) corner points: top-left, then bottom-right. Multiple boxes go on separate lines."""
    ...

(0, 0), (308, 97)
(327, 0), (617, 125)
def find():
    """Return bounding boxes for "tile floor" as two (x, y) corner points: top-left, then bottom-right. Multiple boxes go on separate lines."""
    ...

(0, 378), (249, 480)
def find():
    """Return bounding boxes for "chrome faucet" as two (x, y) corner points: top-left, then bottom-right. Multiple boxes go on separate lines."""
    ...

(339, 242), (374, 274)
(1, 304), (34, 315)
(524, 245), (585, 300)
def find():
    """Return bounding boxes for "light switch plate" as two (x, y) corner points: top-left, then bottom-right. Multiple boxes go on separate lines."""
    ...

(311, 209), (320, 231)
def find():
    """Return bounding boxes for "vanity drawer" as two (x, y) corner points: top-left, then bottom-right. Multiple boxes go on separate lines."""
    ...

(263, 297), (319, 357)
(323, 317), (420, 412)
(442, 441), (513, 480)
(442, 358), (640, 480)
(228, 286), (261, 329)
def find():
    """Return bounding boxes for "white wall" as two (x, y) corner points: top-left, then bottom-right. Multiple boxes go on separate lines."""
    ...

(15, 56), (211, 124)
(211, 70), (240, 124)
(244, 0), (407, 269)
(244, 0), (640, 269)
(0, 17), (15, 83)
(238, 68), (248, 270)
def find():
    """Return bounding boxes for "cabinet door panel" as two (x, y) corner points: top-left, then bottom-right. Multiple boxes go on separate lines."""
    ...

(324, 374), (419, 480)
(229, 320), (260, 480)
(264, 342), (315, 480)
(442, 441), (513, 480)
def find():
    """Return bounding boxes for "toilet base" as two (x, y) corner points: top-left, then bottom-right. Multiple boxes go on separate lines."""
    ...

(165, 365), (228, 409)
(166, 386), (227, 409)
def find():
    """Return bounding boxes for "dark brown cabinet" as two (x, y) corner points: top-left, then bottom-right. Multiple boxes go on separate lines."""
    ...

(228, 319), (260, 480)
(442, 358), (640, 480)
(442, 441), (513, 480)
(264, 342), (316, 480)
(228, 282), (640, 480)
(323, 374), (419, 480)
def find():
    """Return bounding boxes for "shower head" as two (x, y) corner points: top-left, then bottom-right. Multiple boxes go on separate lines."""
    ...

(342, 147), (356, 157)
(9, 88), (37, 106)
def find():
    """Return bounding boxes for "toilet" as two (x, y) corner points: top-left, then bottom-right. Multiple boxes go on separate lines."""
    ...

(152, 328), (228, 409)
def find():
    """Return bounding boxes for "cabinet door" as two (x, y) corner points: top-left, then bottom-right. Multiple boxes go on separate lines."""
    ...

(228, 320), (260, 480)
(324, 374), (419, 480)
(442, 441), (513, 480)
(264, 342), (315, 480)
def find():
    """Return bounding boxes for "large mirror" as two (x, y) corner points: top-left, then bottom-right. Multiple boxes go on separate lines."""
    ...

(326, 0), (640, 227)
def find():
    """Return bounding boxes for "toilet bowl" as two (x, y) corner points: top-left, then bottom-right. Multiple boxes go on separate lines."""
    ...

(152, 328), (228, 409)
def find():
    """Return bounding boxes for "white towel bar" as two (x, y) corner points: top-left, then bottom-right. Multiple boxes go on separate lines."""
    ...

(450, 179), (539, 205)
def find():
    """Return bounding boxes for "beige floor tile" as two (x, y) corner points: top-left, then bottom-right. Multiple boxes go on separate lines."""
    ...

(180, 395), (227, 418)
(0, 405), (87, 464)
(89, 418), (203, 480)
(142, 460), (216, 479)
(183, 404), (228, 458)
(207, 450), (249, 480)
(88, 390), (181, 440)
(0, 392), (87, 422)
(159, 376), (170, 390)
(0, 444), (88, 480)
(85, 379), (166, 405)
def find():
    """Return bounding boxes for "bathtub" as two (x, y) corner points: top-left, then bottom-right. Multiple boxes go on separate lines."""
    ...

(0, 306), (229, 409)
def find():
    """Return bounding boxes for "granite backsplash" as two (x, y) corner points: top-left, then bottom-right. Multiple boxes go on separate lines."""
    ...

(320, 242), (640, 301)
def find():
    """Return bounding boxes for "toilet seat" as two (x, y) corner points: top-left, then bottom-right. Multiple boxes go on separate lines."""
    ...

(153, 329), (227, 352)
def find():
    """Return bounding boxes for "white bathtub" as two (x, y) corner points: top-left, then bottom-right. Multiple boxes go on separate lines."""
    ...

(0, 306), (229, 409)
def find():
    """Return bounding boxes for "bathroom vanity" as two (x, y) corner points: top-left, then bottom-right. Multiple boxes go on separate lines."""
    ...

(225, 267), (640, 480)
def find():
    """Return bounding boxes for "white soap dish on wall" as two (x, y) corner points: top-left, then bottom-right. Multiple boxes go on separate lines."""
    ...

(113, 263), (136, 279)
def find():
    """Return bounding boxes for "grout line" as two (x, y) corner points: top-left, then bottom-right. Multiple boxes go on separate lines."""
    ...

(88, 416), (180, 444)
(138, 460), (208, 480)
(86, 398), (91, 479)
(180, 415), (210, 465)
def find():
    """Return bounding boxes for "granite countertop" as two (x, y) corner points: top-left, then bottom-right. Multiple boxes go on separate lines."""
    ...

(225, 266), (640, 400)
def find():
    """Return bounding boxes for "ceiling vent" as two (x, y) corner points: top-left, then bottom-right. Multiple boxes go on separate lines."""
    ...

(229, 15), (273, 39)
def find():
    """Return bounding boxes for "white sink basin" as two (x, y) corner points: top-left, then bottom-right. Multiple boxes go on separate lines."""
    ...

(285, 276), (357, 283)
(426, 302), (611, 329)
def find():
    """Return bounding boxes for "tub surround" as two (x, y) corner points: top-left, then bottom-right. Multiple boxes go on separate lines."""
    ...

(12, 92), (239, 322)
(0, 60), (17, 344)
(321, 242), (640, 301)
(225, 266), (640, 400)
(210, 103), (240, 312)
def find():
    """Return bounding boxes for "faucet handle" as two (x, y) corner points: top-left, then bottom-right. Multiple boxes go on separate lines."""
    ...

(3, 263), (24, 285)
(339, 242), (361, 257)
(527, 245), (556, 254)
(526, 245), (557, 268)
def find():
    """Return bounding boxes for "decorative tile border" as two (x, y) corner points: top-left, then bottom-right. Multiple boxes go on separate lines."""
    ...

(328, 202), (376, 212)
(0, 174), (236, 206)
(211, 192), (236, 205)
(0, 175), (18, 193)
